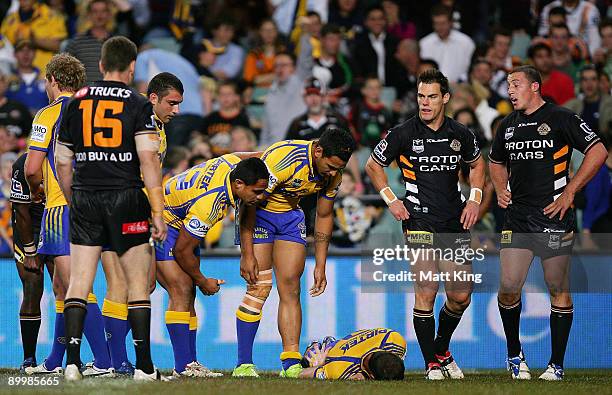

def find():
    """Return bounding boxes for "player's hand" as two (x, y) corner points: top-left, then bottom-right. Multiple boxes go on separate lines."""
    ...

(198, 277), (225, 296)
(543, 189), (574, 220)
(460, 201), (480, 229)
(240, 254), (259, 285)
(388, 200), (409, 221)
(151, 216), (167, 242)
(310, 264), (327, 297)
(24, 255), (41, 272)
(497, 189), (512, 208)
(32, 184), (45, 204)
(304, 342), (329, 367)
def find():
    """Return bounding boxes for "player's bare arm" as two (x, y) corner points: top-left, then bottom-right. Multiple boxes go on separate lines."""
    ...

(24, 151), (45, 200)
(365, 157), (409, 220)
(55, 143), (75, 206)
(489, 161), (512, 209)
(135, 133), (167, 242)
(239, 203), (259, 285)
(173, 226), (225, 296)
(12, 202), (40, 271)
(543, 142), (607, 220)
(461, 156), (486, 230)
(311, 196), (334, 297)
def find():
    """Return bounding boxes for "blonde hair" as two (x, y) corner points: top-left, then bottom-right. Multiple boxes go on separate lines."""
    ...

(46, 53), (86, 93)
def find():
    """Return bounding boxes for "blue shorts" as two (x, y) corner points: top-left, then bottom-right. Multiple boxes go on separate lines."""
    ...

(38, 205), (70, 256)
(155, 226), (200, 261)
(236, 209), (307, 246)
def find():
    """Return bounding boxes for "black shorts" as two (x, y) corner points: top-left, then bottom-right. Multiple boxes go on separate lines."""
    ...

(500, 204), (576, 259)
(70, 188), (151, 255)
(402, 216), (471, 251)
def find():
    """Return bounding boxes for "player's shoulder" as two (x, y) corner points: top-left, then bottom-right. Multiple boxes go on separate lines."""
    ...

(263, 140), (310, 159)
(387, 115), (418, 135)
(445, 116), (471, 134)
(33, 98), (62, 121)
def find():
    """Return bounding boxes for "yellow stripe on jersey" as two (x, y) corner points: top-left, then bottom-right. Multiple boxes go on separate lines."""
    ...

(154, 113), (167, 165)
(320, 328), (406, 380)
(260, 140), (342, 213)
(163, 154), (239, 239)
(27, 93), (71, 208)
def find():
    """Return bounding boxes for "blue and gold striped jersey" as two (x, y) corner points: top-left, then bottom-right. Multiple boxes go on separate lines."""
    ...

(27, 92), (71, 208)
(314, 328), (406, 380)
(162, 154), (238, 239)
(260, 140), (342, 213)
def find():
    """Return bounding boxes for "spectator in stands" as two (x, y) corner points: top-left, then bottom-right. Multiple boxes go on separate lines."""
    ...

(0, 34), (15, 74)
(243, 18), (286, 87)
(0, 0), (67, 74)
(419, 4), (475, 83)
(600, 70), (611, 96)
(529, 42), (575, 105)
(259, 52), (306, 148)
(418, 58), (439, 76)
(0, 67), (31, 147)
(453, 107), (487, 149)
(298, 23), (353, 105)
(392, 38), (420, 120)
(209, 17), (245, 81)
(292, 11), (323, 54)
(564, 65), (612, 143)
(230, 126), (257, 152)
(200, 81), (251, 156)
(286, 77), (349, 141)
(328, 0), (364, 41)
(65, 0), (114, 84)
(468, 58), (513, 116)
(0, 125), (17, 156)
(331, 169), (381, 248)
(6, 40), (48, 114)
(188, 135), (213, 161)
(485, 27), (517, 99)
(538, 0), (601, 56)
(593, 18), (612, 78)
(349, 76), (393, 150)
(580, 143), (612, 248)
(382, 0), (415, 41)
(162, 146), (190, 182)
(451, 83), (498, 143)
(351, 5), (404, 96)
(547, 23), (588, 83)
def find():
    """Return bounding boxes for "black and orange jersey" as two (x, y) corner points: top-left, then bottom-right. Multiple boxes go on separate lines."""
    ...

(371, 116), (480, 222)
(57, 81), (157, 191)
(489, 103), (601, 209)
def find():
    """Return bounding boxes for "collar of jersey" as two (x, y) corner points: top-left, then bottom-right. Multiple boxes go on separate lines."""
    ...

(53, 92), (72, 103)
(306, 140), (320, 181)
(223, 171), (236, 208)
(417, 115), (448, 133)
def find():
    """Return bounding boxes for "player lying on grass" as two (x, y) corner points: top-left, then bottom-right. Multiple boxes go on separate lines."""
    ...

(298, 328), (406, 380)
(155, 155), (269, 377)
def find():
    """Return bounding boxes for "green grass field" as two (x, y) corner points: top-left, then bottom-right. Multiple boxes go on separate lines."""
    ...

(0, 370), (611, 395)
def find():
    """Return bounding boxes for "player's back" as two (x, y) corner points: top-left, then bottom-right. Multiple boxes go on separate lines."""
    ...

(28, 94), (71, 208)
(58, 81), (157, 191)
(163, 154), (240, 229)
(320, 328), (406, 379)
(260, 139), (341, 213)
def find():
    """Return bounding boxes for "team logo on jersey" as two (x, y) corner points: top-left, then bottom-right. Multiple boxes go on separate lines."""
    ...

(412, 139), (424, 153)
(537, 123), (551, 136)
(504, 127), (514, 140)
(291, 178), (303, 188)
(450, 139), (461, 151)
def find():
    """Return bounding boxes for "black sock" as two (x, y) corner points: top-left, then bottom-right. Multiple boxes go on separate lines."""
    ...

(498, 299), (522, 357)
(434, 304), (463, 355)
(19, 313), (41, 360)
(64, 298), (87, 367)
(413, 309), (436, 367)
(550, 305), (573, 368)
(128, 300), (154, 374)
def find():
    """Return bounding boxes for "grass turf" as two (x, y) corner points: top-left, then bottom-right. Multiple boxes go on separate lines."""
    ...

(0, 370), (610, 395)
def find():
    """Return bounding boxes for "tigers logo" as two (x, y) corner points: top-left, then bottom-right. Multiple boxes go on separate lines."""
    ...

(537, 123), (551, 136)
(412, 139), (424, 154)
(450, 139), (461, 152)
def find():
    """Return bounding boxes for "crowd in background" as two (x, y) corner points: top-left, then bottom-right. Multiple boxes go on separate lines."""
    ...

(0, 0), (611, 253)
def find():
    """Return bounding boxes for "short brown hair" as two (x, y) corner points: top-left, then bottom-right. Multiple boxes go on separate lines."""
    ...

(101, 36), (137, 73)
(418, 68), (450, 95)
(45, 53), (86, 92)
(509, 65), (542, 92)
